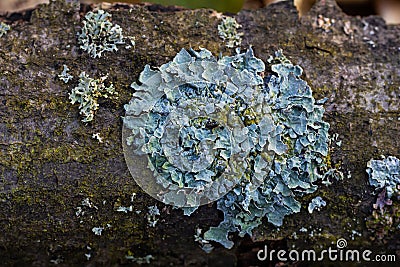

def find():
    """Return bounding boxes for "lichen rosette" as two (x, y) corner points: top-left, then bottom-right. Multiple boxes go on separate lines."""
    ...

(124, 48), (334, 248)
(123, 48), (269, 208)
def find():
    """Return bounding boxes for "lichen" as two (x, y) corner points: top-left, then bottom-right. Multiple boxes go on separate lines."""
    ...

(69, 72), (118, 122)
(308, 196), (327, 213)
(194, 227), (214, 253)
(125, 254), (154, 264)
(0, 22), (10, 37)
(147, 205), (160, 227)
(217, 17), (243, 48)
(367, 156), (400, 199)
(92, 133), (103, 143)
(58, 64), (73, 83)
(123, 48), (336, 249)
(92, 226), (104, 236)
(77, 10), (125, 58)
(116, 205), (133, 213)
(365, 156), (400, 239)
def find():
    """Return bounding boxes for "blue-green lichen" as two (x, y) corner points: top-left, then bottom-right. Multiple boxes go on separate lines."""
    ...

(367, 156), (400, 199)
(58, 64), (73, 83)
(147, 205), (160, 227)
(218, 17), (243, 48)
(123, 48), (334, 249)
(0, 22), (10, 37)
(366, 156), (400, 240)
(308, 196), (327, 213)
(194, 227), (214, 253)
(78, 10), (125, 58)
(69, 72), (118, 122)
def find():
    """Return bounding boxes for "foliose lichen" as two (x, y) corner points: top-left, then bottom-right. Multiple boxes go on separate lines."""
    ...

(366, 156), (400, 240)
(58, 64), (73, 83)
(92, 226), (104, 236)
(367, 156), (400, 199)
(308, 196), (327, 213)
(147, 205), (160, 227)
(0, 22), (10, 37)
(217, 17), (243, 48)
(78, 10), (125, 58)
(92, 132), (103, 143)
(194, 227), (214, 253)
(116, 205), (133, 213)
(123, 48), (335, 249)
(69, 72), (118, 122)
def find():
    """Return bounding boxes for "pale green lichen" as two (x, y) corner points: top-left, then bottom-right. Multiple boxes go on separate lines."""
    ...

(58, 65), (73, 83)
(123, 48), (337, 249)
(218, 17), (243, 48)
(125, 254), (154, 264)
(367, 156), (400, 199)
(308, 196), (327, 213)
(91, 226), (104, 236)
(78, 10), (125, 58)
(366, 156), (400, 239)
(69, 72), (118, 122)
(116, 205), (133, 213)
(75, 197), (98, 218)
(147, 205), (160, 227)
(92, 132), (103, 143)
(0, 22), (10, 37)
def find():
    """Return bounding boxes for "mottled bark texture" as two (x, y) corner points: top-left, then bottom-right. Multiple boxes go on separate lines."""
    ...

(0, 0), (399, 266)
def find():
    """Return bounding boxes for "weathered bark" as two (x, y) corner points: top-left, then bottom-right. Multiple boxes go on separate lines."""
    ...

(0, 0), (399, 266)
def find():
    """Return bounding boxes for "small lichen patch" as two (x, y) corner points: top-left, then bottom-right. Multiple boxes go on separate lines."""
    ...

(75, 197), (98, 223)
(147, 205), (160, 227)
(82, 198), (97, 208)
(217, 17), (243, 48)
(308, 196), (327, 213)
(367, 156), (400, 199)
(92, 226), (104, 236)
(366, 156), (400, 240)
(123, 47), (340, 249)
(84, 253), (91, 261)
(58, 64), (73, 83)
(69, 72), (118, 122)
(78, 10), (125, 58)
(92, 133), (103, 143)
(0, 22), (10, 37)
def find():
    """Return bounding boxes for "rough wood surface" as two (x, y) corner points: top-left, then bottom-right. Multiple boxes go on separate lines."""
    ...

(0, 0), (399, 266)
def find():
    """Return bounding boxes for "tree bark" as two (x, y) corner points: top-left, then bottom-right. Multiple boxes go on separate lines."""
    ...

(0, 0), (399, 266)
